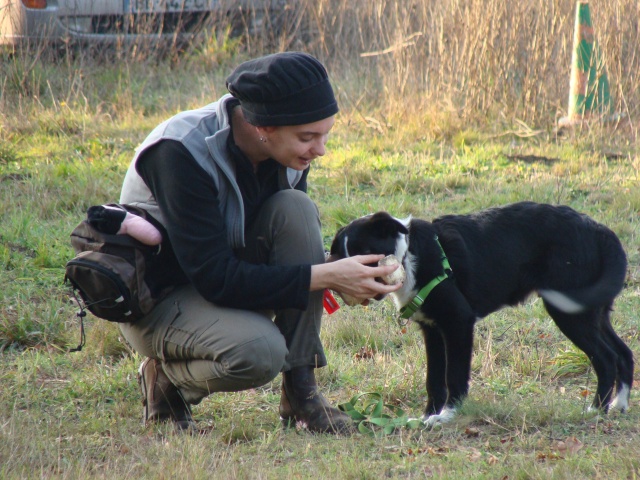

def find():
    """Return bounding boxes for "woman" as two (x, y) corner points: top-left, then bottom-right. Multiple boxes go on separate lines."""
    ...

(118, 51), (401, 434)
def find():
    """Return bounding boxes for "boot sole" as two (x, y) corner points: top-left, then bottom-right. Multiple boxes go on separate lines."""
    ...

(279, 414), (355, 435)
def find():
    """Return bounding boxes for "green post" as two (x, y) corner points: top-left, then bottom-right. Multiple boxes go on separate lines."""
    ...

(566, 0), (612, 122)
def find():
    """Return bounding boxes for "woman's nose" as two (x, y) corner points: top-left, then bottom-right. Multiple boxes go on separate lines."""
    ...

(311, 137), (327, 157)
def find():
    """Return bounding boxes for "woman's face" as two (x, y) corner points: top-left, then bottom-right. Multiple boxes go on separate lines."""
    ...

(260, 116), (335, 171)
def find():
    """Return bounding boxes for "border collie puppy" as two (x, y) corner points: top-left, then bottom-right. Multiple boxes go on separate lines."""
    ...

(330, 201), (633, 425)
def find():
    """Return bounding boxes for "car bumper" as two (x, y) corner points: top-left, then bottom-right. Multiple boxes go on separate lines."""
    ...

(1, 1), (276, 46)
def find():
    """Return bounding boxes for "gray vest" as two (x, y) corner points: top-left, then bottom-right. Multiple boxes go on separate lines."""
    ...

(120, 94), (304, 248)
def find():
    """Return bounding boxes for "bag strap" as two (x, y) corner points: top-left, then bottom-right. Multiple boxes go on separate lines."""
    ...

(67, 289), (86, 353)
(71, 220), (159, 252)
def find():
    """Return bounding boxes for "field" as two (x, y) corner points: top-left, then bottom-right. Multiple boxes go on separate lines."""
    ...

(1, 1), (640, 478)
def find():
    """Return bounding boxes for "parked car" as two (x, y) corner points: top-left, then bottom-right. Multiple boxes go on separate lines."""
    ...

(0, 0), (288, 48)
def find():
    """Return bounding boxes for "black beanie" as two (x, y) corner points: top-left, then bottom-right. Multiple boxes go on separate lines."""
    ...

(226, 51), (338, 126)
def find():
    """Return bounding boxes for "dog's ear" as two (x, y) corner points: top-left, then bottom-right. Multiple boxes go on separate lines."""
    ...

(368, 212), (410, 236)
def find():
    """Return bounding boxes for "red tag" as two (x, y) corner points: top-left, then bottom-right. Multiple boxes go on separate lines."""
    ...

(323, 289), (340, 314)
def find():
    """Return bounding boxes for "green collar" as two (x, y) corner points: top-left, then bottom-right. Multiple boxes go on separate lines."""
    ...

(399, 236), (452, 320)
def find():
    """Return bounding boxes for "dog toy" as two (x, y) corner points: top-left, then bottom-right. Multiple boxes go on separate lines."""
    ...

(338, 255), (405, 306)
(87, 205), (163, 246)
(378, 254), (406, 285)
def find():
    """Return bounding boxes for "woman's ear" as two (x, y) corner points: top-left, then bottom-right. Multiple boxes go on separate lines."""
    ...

(257, 126), (277, 136)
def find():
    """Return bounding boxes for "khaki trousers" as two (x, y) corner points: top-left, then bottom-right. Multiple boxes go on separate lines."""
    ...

(119, 190), (326, 404)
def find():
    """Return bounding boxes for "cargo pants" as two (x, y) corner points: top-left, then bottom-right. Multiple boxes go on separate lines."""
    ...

(119, 189), (327, 404)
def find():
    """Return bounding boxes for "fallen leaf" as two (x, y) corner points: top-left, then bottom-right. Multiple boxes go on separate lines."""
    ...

(537, 451), (563, 462)
(354, 346), (375, 360)
(555, 436), (584, 455)
(468, 448), (482, 462)
(465, 427), (481, 437)
(427, 446), (449, 456)
(589, 422), (614, 434)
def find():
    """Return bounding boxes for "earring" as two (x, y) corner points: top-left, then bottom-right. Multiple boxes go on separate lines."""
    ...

(259, 136), (266, 143)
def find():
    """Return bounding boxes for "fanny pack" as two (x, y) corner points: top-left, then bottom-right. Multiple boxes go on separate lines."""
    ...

(65, 204), (174, 327)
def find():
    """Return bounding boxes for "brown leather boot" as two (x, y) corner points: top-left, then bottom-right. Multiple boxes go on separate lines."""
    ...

(138, 358), (196, 431)
(279, 366), (355, 435)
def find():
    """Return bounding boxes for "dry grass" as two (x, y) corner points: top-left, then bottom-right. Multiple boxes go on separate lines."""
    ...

(296, 0), (640, 127)
(3, 0), (640, 129)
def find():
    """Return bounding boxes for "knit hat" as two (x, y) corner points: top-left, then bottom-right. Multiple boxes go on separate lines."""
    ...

(226, 51), (338, 126)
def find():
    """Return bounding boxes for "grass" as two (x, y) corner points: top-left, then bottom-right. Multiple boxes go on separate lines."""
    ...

(2, 1), (640, 477)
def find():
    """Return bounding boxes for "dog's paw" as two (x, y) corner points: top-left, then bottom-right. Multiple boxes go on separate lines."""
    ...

(585, 405), (604, 419)
(609, 384), (631, 412)
(422, 407), (457, 427)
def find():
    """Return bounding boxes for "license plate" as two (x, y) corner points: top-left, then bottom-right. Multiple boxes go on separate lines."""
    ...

(129, 0), (219, 13)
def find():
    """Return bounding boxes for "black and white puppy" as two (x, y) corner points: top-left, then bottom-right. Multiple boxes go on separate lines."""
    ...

(330, 201), (633, 425)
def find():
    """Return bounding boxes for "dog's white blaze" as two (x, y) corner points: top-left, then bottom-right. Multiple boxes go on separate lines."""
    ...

(422, 407), (457, 426)
(393, 230), (409, 263)
(610, 383), (630, 411)
(391, 215), (410, 264)
(343, 235), (351, 258)
(538, 289), (585, 314)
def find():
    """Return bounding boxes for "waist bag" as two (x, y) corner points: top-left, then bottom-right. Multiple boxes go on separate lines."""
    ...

(65, 205), (173, 324)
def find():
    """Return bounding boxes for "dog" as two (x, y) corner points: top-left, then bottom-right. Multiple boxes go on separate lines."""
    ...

(330, 201), (633, 425)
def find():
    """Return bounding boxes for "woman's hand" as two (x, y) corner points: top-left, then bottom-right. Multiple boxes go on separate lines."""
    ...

(310, 254), (403, 304)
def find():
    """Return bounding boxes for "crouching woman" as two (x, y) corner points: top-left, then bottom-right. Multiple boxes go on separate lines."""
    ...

(118, 52), (401, 434)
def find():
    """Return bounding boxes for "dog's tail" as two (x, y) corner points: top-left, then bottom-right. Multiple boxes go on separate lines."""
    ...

(538, 232), (627, 314)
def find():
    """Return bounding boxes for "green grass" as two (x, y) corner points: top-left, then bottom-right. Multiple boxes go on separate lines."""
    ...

(1, 38), (640, 480)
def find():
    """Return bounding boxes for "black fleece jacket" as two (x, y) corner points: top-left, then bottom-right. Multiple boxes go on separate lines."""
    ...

(135, 137), (312, 311)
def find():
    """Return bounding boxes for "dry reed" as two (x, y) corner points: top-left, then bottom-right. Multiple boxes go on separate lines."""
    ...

(261, 0), (640, 127)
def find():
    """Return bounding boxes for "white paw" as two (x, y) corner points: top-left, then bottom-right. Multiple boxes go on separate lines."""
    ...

(422, 407), (457, 427)
(610, 384), (631, 412)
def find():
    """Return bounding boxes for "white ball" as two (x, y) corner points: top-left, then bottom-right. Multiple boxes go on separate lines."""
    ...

(379, 255), (405, 285)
